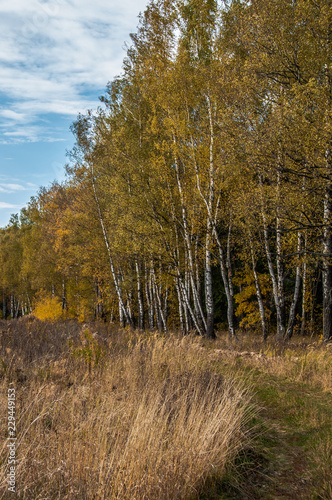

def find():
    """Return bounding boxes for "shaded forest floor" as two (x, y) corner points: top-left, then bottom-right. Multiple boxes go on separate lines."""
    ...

(0, 319), (331, 499)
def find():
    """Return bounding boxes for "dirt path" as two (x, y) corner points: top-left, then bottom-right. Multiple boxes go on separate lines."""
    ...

(202, 352), (332, 500)
(236, 373), (331, 499)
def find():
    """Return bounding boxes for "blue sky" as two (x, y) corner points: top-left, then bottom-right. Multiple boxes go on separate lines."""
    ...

(0, 0), (148, 227)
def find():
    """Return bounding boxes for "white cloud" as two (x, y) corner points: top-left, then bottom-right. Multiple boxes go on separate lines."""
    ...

(0, 202), (20, 209)
(1, 184), (26, 191)
(0, 182), (35, 193)
(0, 175), (20, 181)
(0, 110), (27, 122)
(0, 0), (148, 143)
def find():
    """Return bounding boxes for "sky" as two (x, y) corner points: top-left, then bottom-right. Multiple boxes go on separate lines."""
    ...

(0, 0), (148, 228)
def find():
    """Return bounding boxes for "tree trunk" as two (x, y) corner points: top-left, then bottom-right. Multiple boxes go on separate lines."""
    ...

(190, 107), (235, 338)
(286, 232), (302, 339)
(145, 261), (154, 330)
(249, 237), (268, 340)
(173, 133), (207, 334)
(259, 175), (285, 338)
(119, 298), (125, 328)
(301, 234), (308, 335)
(322, 176), (332, 341)
(276, 166), (286, 338)
(135, 259), (144, 330)
(126, 289), (134, 327)
(91, 171), (133, 327)
(175, 277), (185, 334)
(15, 299), (19, 319)
(212, 225), (236, 338)
(178, 271), (204, 335)
(205, 227), (215, 339)
(95, 280), (103, 320)
(151, 268), (167, 334)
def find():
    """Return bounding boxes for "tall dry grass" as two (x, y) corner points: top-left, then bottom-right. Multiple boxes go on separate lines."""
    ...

(0, 321), (253, 499)
(257, 344), (332, 392)
(210, 333), (332, 393)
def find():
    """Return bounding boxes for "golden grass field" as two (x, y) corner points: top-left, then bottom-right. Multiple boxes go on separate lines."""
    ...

(0, 319), (331, 499)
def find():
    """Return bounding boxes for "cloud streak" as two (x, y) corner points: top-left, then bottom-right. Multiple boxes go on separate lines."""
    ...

(0, 202), (21, 209)
(0, 0), (148, 144)
(0, 182), (37, 193)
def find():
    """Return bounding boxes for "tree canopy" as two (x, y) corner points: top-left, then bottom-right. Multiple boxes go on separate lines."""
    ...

(1, 0), (331, 341)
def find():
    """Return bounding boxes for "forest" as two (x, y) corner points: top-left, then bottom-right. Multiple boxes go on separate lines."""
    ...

(1, 0), (331, 342)
(0, 1), (332, 498)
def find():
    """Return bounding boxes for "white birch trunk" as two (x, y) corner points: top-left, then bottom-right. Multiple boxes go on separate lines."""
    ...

(173, 134), (207, 333)
(189, 100), (235, 338)
(177, 271), (204, 335)
(286, 232), (302, 339)
(301, 233), (308, 336)
(126, 290), (134, 327)
(144, 261), (154, 330)
(213, 226), (236, 338)
(15, 299), (19, 319)
(175, 277), (185, 334)
(276, 170), (285, 336)
(135, 259), (144, 330)
(249, 236), (268, 340)
(151, 268), (167, 334)
(259, 175), (285, 338)
(205, 226), (215, 338)
(205, 94), (215, 339)
(91, 170), (133, 327)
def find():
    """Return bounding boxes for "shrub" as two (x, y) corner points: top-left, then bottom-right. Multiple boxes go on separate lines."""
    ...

(33, 291), (63, 322)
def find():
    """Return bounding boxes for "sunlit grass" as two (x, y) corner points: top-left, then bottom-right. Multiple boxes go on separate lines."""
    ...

(0, 320), (253, 499)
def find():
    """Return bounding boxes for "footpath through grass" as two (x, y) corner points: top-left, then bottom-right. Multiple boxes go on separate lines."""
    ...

(202, 335), (332, 499)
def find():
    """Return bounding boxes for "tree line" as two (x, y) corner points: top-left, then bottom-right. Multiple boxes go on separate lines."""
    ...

(1, 0), (331, 341)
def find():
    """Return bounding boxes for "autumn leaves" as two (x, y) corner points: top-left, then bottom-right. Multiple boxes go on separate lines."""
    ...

(0, 0), (331, 341)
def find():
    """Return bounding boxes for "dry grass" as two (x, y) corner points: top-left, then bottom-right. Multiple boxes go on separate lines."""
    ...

(259, 344), (332, 392)
(0, 320), (253, 499)
(209, 332), (332, 393)
(205, 331), (332, 499)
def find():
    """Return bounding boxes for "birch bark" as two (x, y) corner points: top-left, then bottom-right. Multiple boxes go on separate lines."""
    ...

(91, 169), (133, 327)
(249, 235), (268, 340)
(259, 174), (286, 338)
(286, 232), (302, 339)
(172, 134), (207, 333)
(135, 259), (144, 330)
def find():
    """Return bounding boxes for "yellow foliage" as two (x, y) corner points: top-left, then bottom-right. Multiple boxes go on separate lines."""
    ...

(234, 271), (271, 329)
(33, 292), (63, 322)
(75, 299), (93, 323)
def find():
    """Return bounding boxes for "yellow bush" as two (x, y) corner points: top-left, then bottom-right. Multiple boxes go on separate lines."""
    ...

(33, 292), (63, 322)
